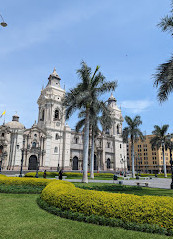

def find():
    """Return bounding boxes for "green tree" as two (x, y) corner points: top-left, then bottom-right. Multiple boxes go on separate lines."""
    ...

(63, 61), (117, 183)
(76, 101), (112, 179)
(122, 115), (144, 178)
(150, 125), (169, 177)
(154, 1), (173, 102)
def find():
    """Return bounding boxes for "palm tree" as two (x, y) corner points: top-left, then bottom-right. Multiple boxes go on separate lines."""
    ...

(63, 61), (117, 183)
(76, 101), (112, 179)
(150, 125), (169, 177)
(154, 2), (173, 102)
(122, 115), (144, 178)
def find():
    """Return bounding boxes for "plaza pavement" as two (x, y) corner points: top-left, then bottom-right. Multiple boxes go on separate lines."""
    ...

(2, 171), (172, 189)
(64, 178), (172, 189)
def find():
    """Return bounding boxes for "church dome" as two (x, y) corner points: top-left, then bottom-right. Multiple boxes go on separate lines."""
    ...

(5, 114), (25, 130)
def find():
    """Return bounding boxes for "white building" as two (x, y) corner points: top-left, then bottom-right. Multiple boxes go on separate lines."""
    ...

(0, 68), (127, 172)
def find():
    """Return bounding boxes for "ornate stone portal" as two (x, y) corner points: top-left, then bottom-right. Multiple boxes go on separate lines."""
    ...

(0, 69), (127, 171)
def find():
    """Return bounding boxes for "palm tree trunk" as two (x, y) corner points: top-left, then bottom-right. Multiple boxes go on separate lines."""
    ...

(162, 146), (167, 177)
(90, 131), (94, 179)
(132, 143), (135, 178)
(82, 108), (89, 183)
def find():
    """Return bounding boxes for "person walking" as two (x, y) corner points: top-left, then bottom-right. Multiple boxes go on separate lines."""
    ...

(59, 169), (63, 180)
(43, 170), (47, 179)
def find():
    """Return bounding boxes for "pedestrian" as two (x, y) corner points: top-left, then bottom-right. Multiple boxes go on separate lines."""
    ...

(59, 169), (63, 180)
(43, 170), (47, 179)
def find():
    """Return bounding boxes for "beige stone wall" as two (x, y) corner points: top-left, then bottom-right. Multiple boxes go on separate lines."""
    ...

(127, 135), (171, 173)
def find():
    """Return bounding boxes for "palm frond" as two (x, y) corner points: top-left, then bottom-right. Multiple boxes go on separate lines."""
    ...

(122, 127), (130, 143)
(133, 115), (142, 127)
(75, 118), (85, 132)
(158, 15), (173, 33)
(153, 56), (173, 102)
(124, 116), (133, 126)
(96, 81), (117, 93)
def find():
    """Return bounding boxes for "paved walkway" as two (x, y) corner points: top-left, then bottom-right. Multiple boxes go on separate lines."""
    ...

(64, 178), (172, 189)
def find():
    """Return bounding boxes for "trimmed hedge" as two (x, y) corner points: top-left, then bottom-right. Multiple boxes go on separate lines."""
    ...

(0, 176), (72, 193)
(37, 197), (173, 236)
(0, 176), (52, 186)
(140, 174), (171, 177)
(0, 184), (44, 194)
(25, 172), (59, 177)
(41, 180), (173, 230)
(25, 172), (114, 178)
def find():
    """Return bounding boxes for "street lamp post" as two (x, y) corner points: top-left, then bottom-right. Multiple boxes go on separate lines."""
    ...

(0, 14), (7, 27)
(0, 159), (2, 172)
(170, 150), (173, 189)
(19, 138), (25, 177)
(35, 148), (41, 178)
(123, 156), (126, 176)
(120, 156), (127, 176)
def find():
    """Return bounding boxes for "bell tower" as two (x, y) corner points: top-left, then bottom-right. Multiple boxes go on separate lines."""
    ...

(36, 68), (71, 170)
(107, 93), (123, 136)
(37, 68), (65, 130)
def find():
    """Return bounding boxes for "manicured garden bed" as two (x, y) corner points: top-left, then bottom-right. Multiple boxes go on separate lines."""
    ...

(1, 175), (173, 236)
(1, 193), (171, 239)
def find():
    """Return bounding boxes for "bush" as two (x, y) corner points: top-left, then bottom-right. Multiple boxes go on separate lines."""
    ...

(25, 172), (59, 177)
(25, 172), (114, 178)
(41, 180), (173, 230)
(37, 197), (173, 236)
(0, 176), (52, 186)
(76, 184), (143, 192)
(140, 174), (171, 177)
(0, 184), (44, 194)
(0, 176), (72, 193)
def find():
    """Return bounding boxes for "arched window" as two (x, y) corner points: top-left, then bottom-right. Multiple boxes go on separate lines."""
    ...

(41, 110), (44, 121)
(32, 142), (36, 148)
(54, 147), (58, 153)
(107, 158), (111, 169)
(105, 128), (109, 134)
(117, 124), (120, 134)
(55, 133), (59, 140)
(54, 109), (59, 120)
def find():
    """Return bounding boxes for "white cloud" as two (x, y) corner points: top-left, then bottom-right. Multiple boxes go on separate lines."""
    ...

(120, 99), (154, 113)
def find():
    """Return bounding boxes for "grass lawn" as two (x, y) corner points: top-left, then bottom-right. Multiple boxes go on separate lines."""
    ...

(74, 183), (173, 197)
(1, 193), (172, 239)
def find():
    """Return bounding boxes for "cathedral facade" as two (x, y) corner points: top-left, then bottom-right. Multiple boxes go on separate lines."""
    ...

(0, 69), (127, 172)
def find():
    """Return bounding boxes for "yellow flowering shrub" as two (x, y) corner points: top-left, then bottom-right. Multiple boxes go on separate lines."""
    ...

(41, 181), (173, 229)
(0, 176), (53, 186)
(25, 172), (49, 177)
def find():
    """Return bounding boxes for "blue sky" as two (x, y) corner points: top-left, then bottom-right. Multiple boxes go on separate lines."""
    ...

(0, 0), (173, 134)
